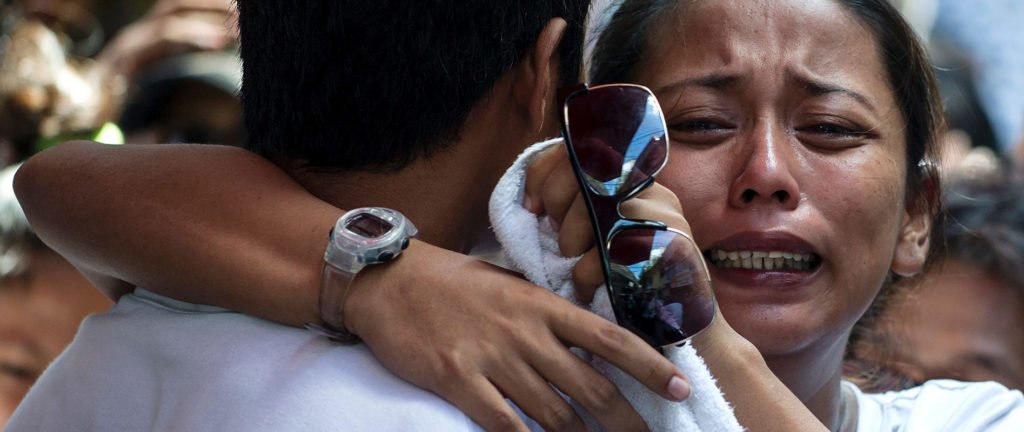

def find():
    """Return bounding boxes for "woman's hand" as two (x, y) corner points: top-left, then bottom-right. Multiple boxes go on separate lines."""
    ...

(523, 145), (692, 303)
(521, 146), (831, 431)
(345, 240), (691, 432)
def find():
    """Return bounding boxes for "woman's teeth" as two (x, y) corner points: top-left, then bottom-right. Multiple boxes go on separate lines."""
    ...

(708, 250), (818, 270)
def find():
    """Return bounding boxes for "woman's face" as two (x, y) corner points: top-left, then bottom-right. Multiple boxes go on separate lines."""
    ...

(632, 0), (930, 357)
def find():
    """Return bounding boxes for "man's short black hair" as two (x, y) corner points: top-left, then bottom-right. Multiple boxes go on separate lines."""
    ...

(236, 1), (590, 172)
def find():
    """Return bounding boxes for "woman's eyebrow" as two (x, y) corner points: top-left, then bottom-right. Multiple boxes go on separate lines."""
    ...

(791, 74), (877, 113)
(653, 73), (741, 95)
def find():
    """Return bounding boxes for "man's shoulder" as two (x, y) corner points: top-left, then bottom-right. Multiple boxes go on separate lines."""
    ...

(6, 287), (484, 431)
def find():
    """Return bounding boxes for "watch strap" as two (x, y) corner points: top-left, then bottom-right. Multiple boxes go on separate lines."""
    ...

(304, 262), (360, 343)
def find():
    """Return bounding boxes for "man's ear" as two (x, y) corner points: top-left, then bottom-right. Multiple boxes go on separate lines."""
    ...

(891, 208), (932, 277)
(512, 18), (567, 136)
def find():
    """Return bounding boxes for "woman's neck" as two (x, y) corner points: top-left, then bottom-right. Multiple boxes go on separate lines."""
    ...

(764, 333), (852, 430)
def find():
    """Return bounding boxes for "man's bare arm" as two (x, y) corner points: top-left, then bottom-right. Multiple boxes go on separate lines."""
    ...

(14, 141), (333, 325)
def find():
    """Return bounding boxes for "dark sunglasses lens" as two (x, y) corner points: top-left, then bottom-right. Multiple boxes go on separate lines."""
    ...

(566, 86), (667, 196)
(606, 228), (715, 347)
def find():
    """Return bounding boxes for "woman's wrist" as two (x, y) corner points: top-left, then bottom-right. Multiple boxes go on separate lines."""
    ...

(691, 309), (762, 368)
(340, 238), (432, 338)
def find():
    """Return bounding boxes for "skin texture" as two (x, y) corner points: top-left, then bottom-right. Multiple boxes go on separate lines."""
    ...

(867, 259), (1024, 389)
(0, 250), (111, 427)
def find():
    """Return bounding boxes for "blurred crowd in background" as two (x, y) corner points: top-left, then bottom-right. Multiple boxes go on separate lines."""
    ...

(0, 0), (1022, 427)
(0, 0), (242, 425)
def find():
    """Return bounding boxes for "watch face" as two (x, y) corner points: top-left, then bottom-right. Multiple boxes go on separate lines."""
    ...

(327, 207), (416, 272)
(345, 213), (393, 238)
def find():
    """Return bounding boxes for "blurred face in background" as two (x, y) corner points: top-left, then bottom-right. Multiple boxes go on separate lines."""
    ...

(870, 259), (1024, 389)
(123, 80), (243, 147)
(0, 249), (111, 426)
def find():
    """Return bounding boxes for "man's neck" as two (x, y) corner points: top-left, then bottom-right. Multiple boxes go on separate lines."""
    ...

(284, 72), (552, 254)
(289, 153), (494, 254)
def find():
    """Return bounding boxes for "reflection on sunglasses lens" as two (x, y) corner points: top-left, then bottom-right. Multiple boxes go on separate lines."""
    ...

(607, 229), (714, 347)
(566, 86), (667, 197)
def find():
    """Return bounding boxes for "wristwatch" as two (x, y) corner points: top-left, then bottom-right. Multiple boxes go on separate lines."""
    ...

(305, 207), (417, 342)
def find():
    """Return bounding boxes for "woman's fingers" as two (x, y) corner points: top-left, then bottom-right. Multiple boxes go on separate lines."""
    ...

(540, 162), (582, 229)
(558, 194), (593, 257)
(619, 183), (689, 232)
(571, 249), (603, 303)
(491, 357), (588, 432)
(523, 145), (567, 214)
(353, 242), (689, 431)
(436, 376), (532, 432)
(550, 305), (691, 402)
(530, 335), (650, 432)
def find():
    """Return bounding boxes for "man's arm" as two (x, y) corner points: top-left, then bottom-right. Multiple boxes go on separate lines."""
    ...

(15, 142), (332, 325)
(14, 141), (689, 432)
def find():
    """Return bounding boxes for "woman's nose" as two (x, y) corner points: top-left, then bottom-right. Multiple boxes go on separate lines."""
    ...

(728, 122), (800, 210)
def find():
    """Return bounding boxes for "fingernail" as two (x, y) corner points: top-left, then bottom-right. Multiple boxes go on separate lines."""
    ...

(667, 376), (690, 401)
(523, 195), (534, 212)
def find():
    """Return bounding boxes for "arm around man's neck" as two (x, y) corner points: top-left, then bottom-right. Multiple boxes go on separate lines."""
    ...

(12, 139), (693, 432)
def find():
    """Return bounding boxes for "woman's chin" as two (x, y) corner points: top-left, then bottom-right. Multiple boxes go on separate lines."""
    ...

(718, 301), (831, 358)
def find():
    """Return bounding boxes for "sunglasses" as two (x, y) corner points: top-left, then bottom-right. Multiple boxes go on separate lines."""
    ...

(558, 83), (716, 347)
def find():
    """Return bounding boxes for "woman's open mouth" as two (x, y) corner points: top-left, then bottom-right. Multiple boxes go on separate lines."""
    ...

(705, 249), (822, 271)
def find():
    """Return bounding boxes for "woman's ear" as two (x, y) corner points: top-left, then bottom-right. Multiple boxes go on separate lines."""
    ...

(511, 17), (566, 136)
(891, 208), (932, 277)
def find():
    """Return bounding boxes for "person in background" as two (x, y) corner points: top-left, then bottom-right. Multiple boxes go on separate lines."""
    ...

(0, 5), (115, 425)
(96, 0), (241, 146)
(932, 0), (1024, 157)
(0, 7), (119, 166)
(853, 174), (1024, 390)
(0, 1), (236, 424)
(116, 50), (243, 147)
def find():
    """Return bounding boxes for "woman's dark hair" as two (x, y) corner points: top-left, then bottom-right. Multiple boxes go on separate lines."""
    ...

(236, 0), (590, 172)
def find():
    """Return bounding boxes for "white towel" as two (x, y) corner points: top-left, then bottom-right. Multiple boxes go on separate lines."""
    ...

(489, 138), (744, 432)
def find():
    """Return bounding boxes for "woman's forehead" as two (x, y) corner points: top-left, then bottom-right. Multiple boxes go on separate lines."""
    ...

(635, 0), (887, 97)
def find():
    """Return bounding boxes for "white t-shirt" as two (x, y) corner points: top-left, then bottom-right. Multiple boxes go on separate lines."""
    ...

(6, 289), (539, 431)
(849, 378), (1024, 431)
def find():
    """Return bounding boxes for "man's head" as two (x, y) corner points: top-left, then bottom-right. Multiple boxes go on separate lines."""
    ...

(236, 0), (590, 173)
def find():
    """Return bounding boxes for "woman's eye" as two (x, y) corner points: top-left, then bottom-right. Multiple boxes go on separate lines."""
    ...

(804, 123), (865, 137)
(671, 119), (726, 131)
(668, 118), (733, 145)
(797, 121), (874, 150)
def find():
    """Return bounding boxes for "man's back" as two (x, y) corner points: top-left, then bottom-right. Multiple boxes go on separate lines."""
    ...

(7, 289), (527, 431)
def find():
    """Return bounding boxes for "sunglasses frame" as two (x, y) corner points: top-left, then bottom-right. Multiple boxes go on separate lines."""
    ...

(558, 83), (714, 347)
